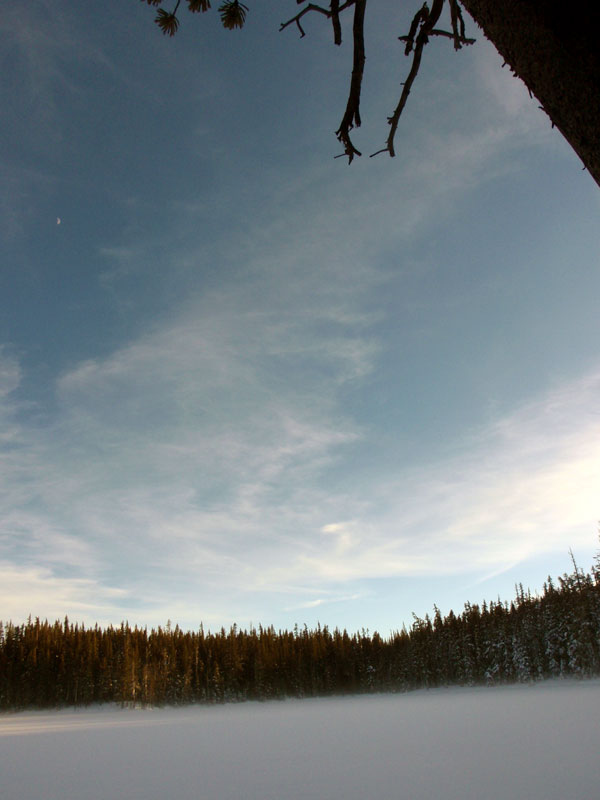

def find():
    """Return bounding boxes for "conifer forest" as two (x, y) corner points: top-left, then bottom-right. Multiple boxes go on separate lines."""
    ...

(2, 557), (599, 711)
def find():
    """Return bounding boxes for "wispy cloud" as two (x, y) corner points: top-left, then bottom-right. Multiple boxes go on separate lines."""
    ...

(0, 561), (130, 626)
(0, 270), (373, 623)
(0, 1), (116, 139)
(2, 298), (598, 628)
(288, 369), (600, 584)
(0, 348), (21, 399)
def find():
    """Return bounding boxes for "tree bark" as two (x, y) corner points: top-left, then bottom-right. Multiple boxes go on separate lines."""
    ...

(460, 0), (600, 187)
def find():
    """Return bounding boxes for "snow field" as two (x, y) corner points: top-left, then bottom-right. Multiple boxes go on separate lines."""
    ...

(1, 679), (599, 800)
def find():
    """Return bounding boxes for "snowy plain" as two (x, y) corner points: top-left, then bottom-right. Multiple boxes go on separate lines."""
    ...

(1, 679), (599, 800)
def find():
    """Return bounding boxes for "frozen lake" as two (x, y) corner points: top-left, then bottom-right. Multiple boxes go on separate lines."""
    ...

(1, 679), (599, 800)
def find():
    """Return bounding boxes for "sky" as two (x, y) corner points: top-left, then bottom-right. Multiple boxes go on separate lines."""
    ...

(1, 0), (599, 635)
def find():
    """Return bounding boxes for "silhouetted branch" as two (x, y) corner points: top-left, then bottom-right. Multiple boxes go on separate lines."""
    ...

(279, 1), (355, 41)
(402, 2), (429, 56)
(330, 0), (342, 45)
(334, 0), (366, 162)
(279, 0), (474, 162)
(452, 0), (469, 44)
(279, 3), (332, 37)
(371, 0), (474, 159)
(429, 28), (475, 45)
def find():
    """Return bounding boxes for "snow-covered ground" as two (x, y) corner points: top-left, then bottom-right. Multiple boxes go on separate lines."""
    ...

(1, 679), (599, 800)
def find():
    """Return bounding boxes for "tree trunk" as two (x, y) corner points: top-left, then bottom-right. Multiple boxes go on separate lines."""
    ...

(460, 0), (600, 187)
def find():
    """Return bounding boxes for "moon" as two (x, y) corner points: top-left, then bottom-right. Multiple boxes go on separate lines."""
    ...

(56, 217), (61, 225)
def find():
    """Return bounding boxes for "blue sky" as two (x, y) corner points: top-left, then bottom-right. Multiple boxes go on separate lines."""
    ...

(1, 0), (599, 634)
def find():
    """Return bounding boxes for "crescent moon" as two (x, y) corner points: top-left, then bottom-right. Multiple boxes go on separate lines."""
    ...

(57, 217), (61, 225)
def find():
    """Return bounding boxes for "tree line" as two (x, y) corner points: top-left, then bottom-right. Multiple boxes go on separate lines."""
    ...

(1, 555), (599, 710)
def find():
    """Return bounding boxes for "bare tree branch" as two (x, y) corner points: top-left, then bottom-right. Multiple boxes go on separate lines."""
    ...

(429, 28), (475, 44)
(279, 1), (356, 40)
(452, 0), (469, 44)
(371, 0), (444, 158)
(279, 3), (333, 38)
(402, 2), (429, 55)
(335, 0), (367, 162)
(371, 0), (474, 159)
(279, 0), (474, 162)
(449, 0), (461, 49)
(330, 0), (342, 46)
